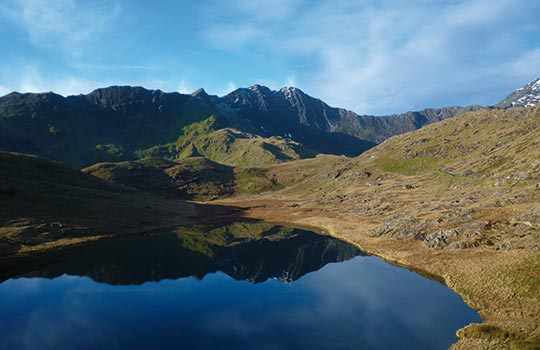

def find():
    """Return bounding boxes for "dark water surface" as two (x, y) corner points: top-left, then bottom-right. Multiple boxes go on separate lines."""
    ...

(0, 223), (480, 350)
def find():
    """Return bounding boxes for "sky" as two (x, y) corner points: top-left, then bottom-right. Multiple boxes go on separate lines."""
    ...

(0, 0), (539, 115)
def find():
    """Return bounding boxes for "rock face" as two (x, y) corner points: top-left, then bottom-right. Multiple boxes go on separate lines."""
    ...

(219, 85), (481, 145)
(423, 229), (459, 249)
(496, 77), (540, 108)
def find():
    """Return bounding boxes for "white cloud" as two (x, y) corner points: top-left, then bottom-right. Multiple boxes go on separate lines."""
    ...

(503, 49), (540, 81)
(201, 0), (540, 114)
(216, 81), (237, 96)
(0, 85), (10, 97)
(177, 80), (194, 94)
(0, 64), (175, 96)
(286, 76), (296, 87)
(0, 0), (121, 57)
(0, 64), (101, 95)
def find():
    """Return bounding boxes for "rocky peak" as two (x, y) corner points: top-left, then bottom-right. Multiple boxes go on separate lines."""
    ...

(0, 91), (65, 109)
(496, 77), (540, 108)
(279, 86), (302, 99)
(191, 88), (209, 99)
(248, 84), (272, 94)
(85, 85), (160, 107)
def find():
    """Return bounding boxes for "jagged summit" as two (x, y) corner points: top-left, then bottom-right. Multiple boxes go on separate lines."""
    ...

(248, 84), (270, 91)
(191, 88), (209, 99)
(279, 86), (298, 93)
(235, 84), (307, 98)
(496, 77), (540, 108)
(87, 85), (155, 97)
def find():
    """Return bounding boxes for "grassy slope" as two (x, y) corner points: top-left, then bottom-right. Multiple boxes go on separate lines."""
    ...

(83, 156), (285, 200)
(138, 116), (318, 167)
(83, 157), (236, 200)
(215, 106), (540, 349)
(177, 127), (317, 166)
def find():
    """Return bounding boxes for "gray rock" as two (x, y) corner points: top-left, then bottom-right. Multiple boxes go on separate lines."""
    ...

(423, 229), (459, 248)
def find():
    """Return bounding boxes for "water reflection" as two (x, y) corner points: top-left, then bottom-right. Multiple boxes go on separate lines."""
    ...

(0, 222), (480, 350)
(9, 223), (362, 285)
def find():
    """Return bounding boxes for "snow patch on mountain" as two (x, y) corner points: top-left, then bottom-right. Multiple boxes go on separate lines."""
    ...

(498, 77), (540, 108)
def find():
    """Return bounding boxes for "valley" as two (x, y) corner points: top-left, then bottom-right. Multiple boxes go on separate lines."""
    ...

(1, 79), (540, 349)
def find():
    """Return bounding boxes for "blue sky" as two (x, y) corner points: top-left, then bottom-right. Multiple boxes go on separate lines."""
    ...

(0, 0), (539, 115)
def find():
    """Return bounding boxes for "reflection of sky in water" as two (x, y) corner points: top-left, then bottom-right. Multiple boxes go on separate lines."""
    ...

(0, 256), (480, 350)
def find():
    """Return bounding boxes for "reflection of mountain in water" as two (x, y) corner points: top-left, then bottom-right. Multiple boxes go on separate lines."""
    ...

(17, 223), (362, 285)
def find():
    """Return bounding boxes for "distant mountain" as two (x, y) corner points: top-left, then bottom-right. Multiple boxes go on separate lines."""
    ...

(0, 87), (216, 168)
(496, 77), (540, 108)
(0, 85), (481, 169)
(219, 84), (481, 144)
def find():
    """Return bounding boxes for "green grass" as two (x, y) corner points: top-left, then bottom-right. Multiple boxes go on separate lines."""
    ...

(130, 116), (317, 167)
(234, 167), (283, 194)
(375, 156), (439, 175)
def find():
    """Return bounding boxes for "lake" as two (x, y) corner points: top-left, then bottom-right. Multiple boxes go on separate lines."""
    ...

(0, 223), (480, 350)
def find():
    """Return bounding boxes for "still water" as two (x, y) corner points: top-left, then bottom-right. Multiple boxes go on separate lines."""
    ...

(0, 223), (480, 350)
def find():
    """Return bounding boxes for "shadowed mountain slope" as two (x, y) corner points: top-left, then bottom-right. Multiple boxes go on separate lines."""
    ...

(0, 151), (198, 256)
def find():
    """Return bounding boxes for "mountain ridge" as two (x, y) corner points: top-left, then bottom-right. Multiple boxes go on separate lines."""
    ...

(0, 84), (484, 168)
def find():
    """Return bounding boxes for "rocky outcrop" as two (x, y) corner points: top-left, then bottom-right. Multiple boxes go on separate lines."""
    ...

(496, 77), (540, 108)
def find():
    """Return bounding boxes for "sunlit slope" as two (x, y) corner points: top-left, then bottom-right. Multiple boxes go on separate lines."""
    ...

(138, 116), (318, 167)
(269, 106), (540, 251)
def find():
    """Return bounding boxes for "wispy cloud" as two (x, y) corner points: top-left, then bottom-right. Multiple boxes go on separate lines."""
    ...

(215, 81), (237, 96)
(286, 76), (296, 87)
(72, 63), (164, 72)
(0, 85), (9, 97)
(177, 80), (194, 94)
(201, 0), (540, 114)
(0, 0), (121, 57)
(0, 64), (175, 96)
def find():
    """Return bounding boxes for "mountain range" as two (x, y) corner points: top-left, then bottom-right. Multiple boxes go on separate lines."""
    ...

(0, 83), (486, 169)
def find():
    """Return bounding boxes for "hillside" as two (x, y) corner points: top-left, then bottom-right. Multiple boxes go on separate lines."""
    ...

(83, 157), (236, 200)
(83, 154), (298, 200)
(0, 85), (479, 169)
(0, 152), (239, 258)
(138, 116), (318, 166)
